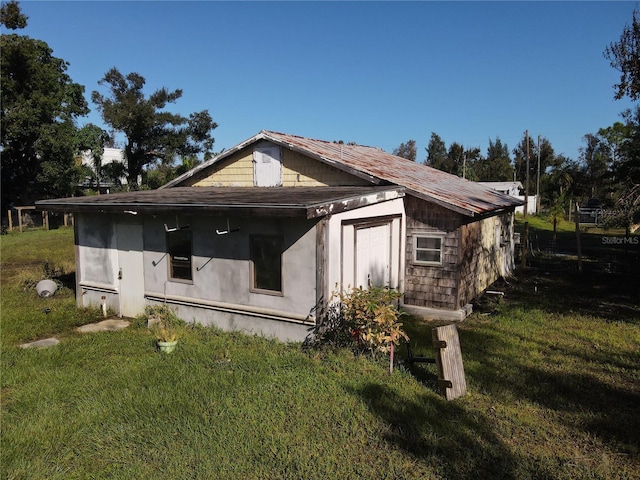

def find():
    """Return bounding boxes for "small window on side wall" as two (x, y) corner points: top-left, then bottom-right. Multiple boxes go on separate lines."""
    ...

(250, 235), (283, 294)
(168, 229), (192, 281)
(413, 234), (444, 266)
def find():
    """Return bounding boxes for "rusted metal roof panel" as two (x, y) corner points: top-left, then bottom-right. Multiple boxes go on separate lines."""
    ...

(260, 131), (523, 217)
(36, 186), (404, 219)
(165, 130), (523, 217)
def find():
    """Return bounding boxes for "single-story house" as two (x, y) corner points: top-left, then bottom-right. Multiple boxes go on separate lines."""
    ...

(37, 130), (523, 341)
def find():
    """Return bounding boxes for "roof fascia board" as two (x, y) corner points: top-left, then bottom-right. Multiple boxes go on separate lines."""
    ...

(306, 187), (404, 218)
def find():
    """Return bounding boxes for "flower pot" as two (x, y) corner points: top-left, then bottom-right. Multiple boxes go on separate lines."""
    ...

(157, 340), (178, 353)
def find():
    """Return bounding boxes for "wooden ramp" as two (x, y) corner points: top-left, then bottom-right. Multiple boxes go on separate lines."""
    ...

(432, 324), (467, 400)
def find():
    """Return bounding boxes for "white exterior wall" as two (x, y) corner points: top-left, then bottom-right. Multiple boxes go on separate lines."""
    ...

(324, 197), (406, 302)
(81, 147), (125, 168)
(75, 214), (139, 316)
(515, 195), (537, 215)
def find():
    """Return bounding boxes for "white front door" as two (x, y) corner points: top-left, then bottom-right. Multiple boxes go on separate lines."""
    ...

(116, 223), (145, 317)
(355, 223), (390, 289)
(253, 144), (282, 187)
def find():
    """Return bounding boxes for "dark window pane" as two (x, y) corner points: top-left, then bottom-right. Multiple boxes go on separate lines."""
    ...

(417, 236), (441, 250)
(168, 230), (192, 280)
(251, 236), (282, 292)
(416, 250), (441, 263)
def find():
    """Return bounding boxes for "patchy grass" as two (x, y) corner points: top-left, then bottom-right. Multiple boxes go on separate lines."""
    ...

(1, 226), (639, 479)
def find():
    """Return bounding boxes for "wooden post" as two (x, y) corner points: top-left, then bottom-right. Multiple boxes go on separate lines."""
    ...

(574, 203), (582, 273)
(18, 208), (23, 233)
(42, 211), (49, 230)
(432, 324), (467, 400)
(521, 130), (530, 270)
(7, 210), (12, 232)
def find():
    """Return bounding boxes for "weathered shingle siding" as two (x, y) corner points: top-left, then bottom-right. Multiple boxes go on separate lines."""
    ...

(457, 213), (514, 307)
(403, 196), (463, 310)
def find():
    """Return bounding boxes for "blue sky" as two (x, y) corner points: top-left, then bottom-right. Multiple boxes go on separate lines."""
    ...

(18, 1), (637, 162)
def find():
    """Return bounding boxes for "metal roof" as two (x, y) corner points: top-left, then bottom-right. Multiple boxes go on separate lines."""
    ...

(164, 130), (524, 217)
(36, 186), (404, 219)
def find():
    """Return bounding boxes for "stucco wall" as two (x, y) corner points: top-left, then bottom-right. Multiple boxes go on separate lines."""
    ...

(75, 213), (121, 314)
(143, 215), (320, 328)
(74, 212), (320, 341)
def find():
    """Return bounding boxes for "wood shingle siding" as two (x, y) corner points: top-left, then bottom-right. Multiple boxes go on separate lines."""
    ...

(404, 196), (462, 310)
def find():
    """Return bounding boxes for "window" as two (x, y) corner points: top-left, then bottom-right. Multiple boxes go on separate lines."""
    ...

(413, 234), (444, 266)
(250, 235), (283, 293)
(167, 229), (192, 281)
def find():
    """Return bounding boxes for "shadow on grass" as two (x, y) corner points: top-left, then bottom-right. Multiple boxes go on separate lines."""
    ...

(506, 255), (640, 325)
(462, 327), (640, 458)
(55, 272), (76, 292)
(347, 382), (520, 479)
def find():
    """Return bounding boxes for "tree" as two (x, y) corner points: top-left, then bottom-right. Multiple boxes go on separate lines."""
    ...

(392, 139), (416, 162)
(474, 137), (513, 182)
(424, 132), (447, 168)
(579, 133), (611, 202)
(604, 9), (640, 100)
(446, 142), (465, 176)
(1, 3), (89, 210)
(513, 134), (557, 199)
(75, 124), (111, 190)
(91, 68), (218, 187)
(0, 0), (27, 29)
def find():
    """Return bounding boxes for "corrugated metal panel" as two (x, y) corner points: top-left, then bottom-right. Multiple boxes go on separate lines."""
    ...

(260, 131), (523, 217)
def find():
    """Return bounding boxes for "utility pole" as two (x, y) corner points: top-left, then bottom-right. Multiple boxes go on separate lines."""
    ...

(462, 154), (466, 179)
(521, 130), (530, 270)
(536, 135), (541, 214)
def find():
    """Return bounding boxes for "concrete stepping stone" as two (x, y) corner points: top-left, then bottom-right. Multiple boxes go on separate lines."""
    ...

(76, 319), (130, 333)
(20, 337), (60, 349)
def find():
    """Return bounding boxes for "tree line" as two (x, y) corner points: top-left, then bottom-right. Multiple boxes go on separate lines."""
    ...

(392, 10), (640, 232)
(1, 1), (639, 230)
(0, 1), (217, 215)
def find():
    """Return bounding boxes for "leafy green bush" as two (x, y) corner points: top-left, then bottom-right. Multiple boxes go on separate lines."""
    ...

(308, 286), (408, 356)
(139, 305), (184, 341)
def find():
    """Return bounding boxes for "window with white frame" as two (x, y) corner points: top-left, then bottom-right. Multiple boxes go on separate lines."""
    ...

(413, 233), (445, 266)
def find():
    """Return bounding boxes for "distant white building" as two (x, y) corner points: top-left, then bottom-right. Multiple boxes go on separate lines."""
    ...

(80, 148), (127, 192)
(478, 181), (537, 215)
(478, 181), (521, 197)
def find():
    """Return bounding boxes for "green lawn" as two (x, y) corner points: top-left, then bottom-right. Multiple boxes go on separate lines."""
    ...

(1, 224), (639, 479)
